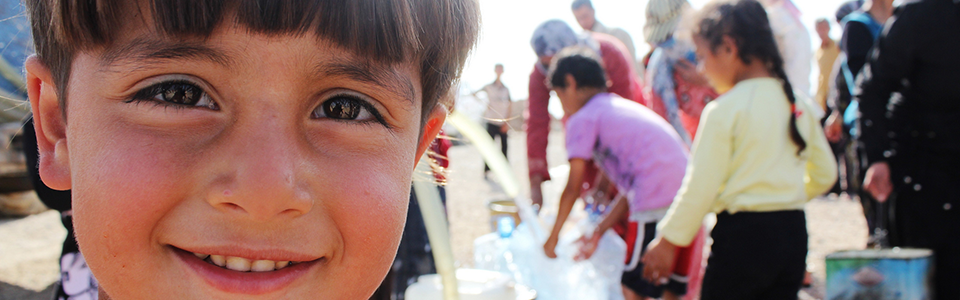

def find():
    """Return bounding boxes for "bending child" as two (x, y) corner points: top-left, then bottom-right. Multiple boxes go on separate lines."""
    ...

(24, 0), (479, 299)
(642, 1), (837, 299)
(541, 46), (694, 300)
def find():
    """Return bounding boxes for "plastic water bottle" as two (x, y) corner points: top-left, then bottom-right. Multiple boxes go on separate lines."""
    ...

(497, 216), (515, 238)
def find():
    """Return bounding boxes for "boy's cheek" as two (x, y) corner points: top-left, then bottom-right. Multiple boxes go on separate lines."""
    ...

(67, 121), (416, 297)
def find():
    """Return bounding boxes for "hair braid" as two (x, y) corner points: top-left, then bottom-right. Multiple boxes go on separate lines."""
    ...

(771, 59), (807, 154)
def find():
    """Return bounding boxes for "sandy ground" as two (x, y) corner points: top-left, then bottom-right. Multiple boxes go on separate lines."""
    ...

(0, 122), (867, 300)
(0, 210), (63, 300)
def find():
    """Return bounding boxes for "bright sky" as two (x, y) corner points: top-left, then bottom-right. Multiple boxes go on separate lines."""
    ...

(458, 0), (845, 117)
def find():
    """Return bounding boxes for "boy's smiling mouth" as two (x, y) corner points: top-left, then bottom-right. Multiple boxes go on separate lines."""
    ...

(190, 252), (300, 272)
(170, 245), (321, 273)
(169, 245), (326, 294)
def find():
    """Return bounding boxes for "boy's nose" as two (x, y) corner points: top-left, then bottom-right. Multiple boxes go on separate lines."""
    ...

(206, 111), (314, 221)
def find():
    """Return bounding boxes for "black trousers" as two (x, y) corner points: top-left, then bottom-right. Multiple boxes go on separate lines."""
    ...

(701, 211), (807, 300)
(484, 122), (508, 172)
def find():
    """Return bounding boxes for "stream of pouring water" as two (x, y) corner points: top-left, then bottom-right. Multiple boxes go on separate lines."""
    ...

(413, 110), (539, 299)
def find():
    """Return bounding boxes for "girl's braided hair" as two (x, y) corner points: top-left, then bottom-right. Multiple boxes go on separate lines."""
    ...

(695, 0), (807, 154)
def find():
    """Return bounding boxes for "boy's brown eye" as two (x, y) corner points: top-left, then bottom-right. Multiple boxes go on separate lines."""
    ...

(160, 84), (201, 104)
(313, 95), (386, 125)
(131, 81), (218, 110)
(322, 98), (364, 119)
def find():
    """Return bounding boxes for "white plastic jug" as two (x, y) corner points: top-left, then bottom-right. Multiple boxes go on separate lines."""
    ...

(404, 269), (536, 300)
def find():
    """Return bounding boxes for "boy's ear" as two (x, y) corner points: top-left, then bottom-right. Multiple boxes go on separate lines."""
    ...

(564, 74), (578, 90)
(26, 55), (71, 190)
(415, 104), (448, 164)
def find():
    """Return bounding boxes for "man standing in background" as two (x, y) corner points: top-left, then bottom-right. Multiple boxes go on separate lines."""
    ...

(571, 0), (640, 75)
(815, 18), (840, 112)
(474, 64), (513, 177)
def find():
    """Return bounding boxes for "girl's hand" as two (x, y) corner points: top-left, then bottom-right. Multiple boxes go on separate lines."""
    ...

(641, 236), (678, 286)
(574, 230), (602, 261)
(824, 111), (843, 142)
(543, 236), (559, 259)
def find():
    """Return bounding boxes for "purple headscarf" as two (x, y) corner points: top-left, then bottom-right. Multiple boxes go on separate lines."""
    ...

(530, 20), (600, 72)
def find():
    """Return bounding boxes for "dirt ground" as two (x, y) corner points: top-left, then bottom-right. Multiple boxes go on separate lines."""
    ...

(0, 123), (867, 300)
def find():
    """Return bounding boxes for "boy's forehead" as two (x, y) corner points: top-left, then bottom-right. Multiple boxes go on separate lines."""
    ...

(94, 32), (419, 104)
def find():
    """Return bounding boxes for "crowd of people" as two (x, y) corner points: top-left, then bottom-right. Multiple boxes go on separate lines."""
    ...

(523, 0), (960, 299)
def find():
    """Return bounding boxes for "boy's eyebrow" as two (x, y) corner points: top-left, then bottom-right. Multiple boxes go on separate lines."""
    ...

(317, 62), (416, 104)
(99, 38), (233, 68)
(97, 39), (415, 104)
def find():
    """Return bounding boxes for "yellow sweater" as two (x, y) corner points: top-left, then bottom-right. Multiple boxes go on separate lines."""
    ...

(658, 78), (837, 246)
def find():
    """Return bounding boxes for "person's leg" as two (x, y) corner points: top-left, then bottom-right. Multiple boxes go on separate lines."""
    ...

(484, 122), (499, 172)
(621, 222), (664, 299)
(700, 211), (806, 300)
(502, 131), (507, 159)
(661, 290), (681, 300)
(665, 226), (703, 299)
(622, 285), (644, 300)
(700, 234), (770, 300)
(756, 214), (807, 300)
(845, 140), (861, 198)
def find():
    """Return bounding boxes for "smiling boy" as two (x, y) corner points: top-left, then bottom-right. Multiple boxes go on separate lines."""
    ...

(24, 0), (478, 299)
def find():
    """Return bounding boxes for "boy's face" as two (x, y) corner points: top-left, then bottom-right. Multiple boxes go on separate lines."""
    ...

(28, 20), (443, 299)
(552, 74), (581, 116)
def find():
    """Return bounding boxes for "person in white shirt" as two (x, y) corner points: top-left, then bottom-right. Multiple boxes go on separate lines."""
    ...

(761, 0), (813, 99)
(473, 64), (513, 176)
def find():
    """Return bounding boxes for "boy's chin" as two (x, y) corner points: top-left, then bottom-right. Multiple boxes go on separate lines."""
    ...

(95, 251), (380, 299)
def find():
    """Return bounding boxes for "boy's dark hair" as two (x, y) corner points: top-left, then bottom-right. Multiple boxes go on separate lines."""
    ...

(571, 0), (593, 10)
(695, 0), (807, 154)
(546, 46), (607, 90)
(25, 0), (480, 124)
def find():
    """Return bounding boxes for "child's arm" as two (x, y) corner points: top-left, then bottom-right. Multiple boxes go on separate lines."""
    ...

(543, 158), (589, 259)
(657, 103), (730, 247)
(575, 193), (628, 261)
(802, 103), (839, 199)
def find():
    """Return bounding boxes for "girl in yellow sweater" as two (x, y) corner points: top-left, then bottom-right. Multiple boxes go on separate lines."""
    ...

(640, 1), (837, 299)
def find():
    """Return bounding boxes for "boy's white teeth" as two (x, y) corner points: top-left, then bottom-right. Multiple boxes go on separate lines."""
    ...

(192, 252), (299, 272)
(210, 255), (226, 267)
(226, 256), (252, 272)
(251, 260), (276, 272)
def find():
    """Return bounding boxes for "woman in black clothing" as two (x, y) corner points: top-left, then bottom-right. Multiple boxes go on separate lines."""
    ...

(856, 0), (960, 298)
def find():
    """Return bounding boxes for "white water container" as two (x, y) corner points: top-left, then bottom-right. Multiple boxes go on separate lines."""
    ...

(404, 269), (536, 300)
